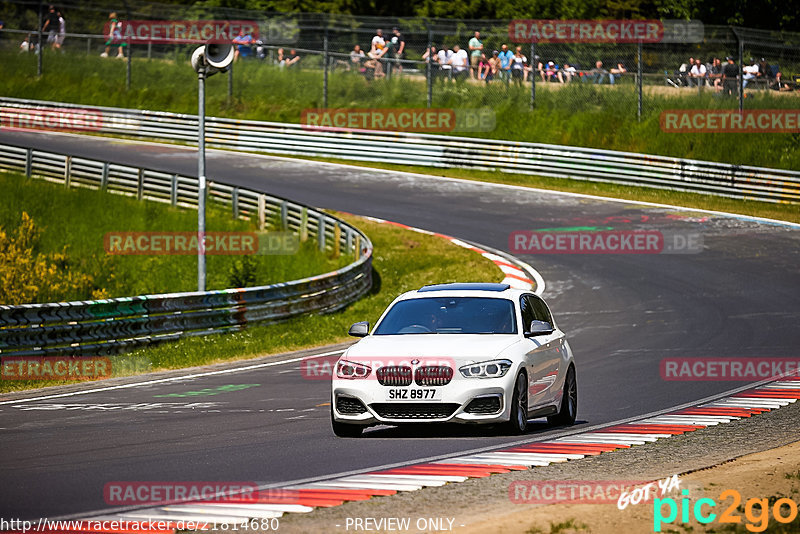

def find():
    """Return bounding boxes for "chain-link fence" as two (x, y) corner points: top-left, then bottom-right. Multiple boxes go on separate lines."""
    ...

(2, 0), (799, 131)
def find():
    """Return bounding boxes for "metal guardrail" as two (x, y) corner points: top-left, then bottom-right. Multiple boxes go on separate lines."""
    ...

(0, 142), (373, 357)
(1, 97), (797, 204)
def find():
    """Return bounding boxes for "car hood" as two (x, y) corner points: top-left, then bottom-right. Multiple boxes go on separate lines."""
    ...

(344, 334), (521, 364)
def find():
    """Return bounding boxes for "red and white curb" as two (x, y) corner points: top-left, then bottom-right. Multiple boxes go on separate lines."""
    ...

(65, 374), (800, 530)
(361, 216), (542, 293)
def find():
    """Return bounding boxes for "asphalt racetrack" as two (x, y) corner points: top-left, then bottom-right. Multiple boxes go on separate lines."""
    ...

(1, 131), (798, 520)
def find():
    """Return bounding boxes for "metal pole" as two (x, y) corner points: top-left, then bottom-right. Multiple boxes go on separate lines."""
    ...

(323, 29), (329, 108)
(637, 40), (643, 121)
(37, 1), (43, 76)
(126, 36), (131, 90)
(426, 26), (433, 108)
(228, 63), (233, 100)
(738, 38), (744, 113)
(530, 42), (535, 109)
(197, 69), (207, 292)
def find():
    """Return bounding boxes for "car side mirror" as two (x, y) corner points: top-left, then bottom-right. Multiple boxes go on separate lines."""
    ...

(348, 321), (369, 337)
(525, 320), (554, 337)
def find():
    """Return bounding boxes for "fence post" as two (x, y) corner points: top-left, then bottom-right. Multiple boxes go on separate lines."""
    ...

(37, 1), (43, 77)
(232, 187), (239, 219)
(318, 216), (326, 252)
(333, 223), (341, 258)
(228, 63), (233, 101)
(280, 200), (288, 230)
(87, 36), (91, 56)
(300, 207), (308, 242)
(738, 37), (744, 113)
(126, 36), (131, 90)
(530, 42), (535, 109)
(323, 28), (329, 108)
(426, 25), (433, 108)
(101, 162), (109, 190)
(147, 42), (152, 59)
(258, 194), (266, 230)
(25, 149), (33, 177)
(637, 40), (643, 121)
(170, 173), (177, 205)
(137, 168), (144, 200)
(64, 156), (71, 188)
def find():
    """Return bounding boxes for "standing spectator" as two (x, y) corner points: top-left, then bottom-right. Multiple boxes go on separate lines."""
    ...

(498, 44), (513, 84)
(101, 12), (124, 58)
(55, 10), (65, 51)
(449, 44), (469, 81)
(708, 57), (722, 91)
(42, 5), (59, 49)
(437, 45), (453, 79)
(589, 60), (609, 84)
(285, 48), (300, 68)
(511, 46), (527, 85)
(558, 63), (577, 83)
(232, 29), (253, 61)
(468, 31), (483, 80)
(687, 58), (706, 87)
(742, 58), (759, 88)
(609, 62), (626, 84)
(721, 56), (738, 96)
(389, 27), (405, 73)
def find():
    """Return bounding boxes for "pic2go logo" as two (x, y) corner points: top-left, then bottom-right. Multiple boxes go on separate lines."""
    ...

(654, 489), (800, 532)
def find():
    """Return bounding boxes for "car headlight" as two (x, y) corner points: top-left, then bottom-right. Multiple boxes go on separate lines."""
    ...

(335, 359), (371, 379)
(459, 359), (512, 378)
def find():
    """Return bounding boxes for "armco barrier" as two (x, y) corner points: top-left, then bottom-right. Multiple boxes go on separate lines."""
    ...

(0, 142), (372, 357)
(1, 97), (799, 203)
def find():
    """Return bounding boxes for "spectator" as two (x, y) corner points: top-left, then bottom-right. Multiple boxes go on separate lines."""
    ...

(449, 44), (469, 81)
(101, 12), (124, 58)
(511, 47), (527, 84)
(468, 31), (483, 80)
(369, 29), (387, 77)
(770, 71), (793, 92)
(758, 57), (773, 84)
(721, 56), (738, 96)
(437, 45), (453, 79)
(276, 47), (285, 66)
(42, 5), (59, 50)
(232, 29), (253, 61)
(688, 58), (706, 87)
(708, 57), (722, 91)
(285, 48), (300, 68)
(610, 62), (626, 84)
(558, 62), (577, 83)
(589, 60), (609, 84)
(498, 44), (513, 83)
(350, 44), (365, 68)
(742, 58), (759, 88)
(677, 56), (694, 86)
(389, 27), (405, 73)
(487, 50), (500, 82)
(55, 10), (65, 51)
(371, 29), (386, 54)
(20, 33), (33, 53)
(541, 60), (558, 82)
(478, 52), (492, 82)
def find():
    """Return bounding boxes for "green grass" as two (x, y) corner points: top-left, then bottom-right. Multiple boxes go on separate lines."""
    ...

(4, 50), (800, 171)
(0, 170), (350, 303)
(0, 213), (503, 393)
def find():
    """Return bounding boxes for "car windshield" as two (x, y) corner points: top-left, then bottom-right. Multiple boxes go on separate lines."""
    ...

(373, 297), (517, 335)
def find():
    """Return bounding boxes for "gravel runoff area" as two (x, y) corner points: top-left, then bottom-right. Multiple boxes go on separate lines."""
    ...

(267, 399), (800, 534)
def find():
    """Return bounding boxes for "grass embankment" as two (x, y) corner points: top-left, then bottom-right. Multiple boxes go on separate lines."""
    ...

(0, 170), (350, 304)
(3, 51), (799, 171)
(0, 175), (503, 393)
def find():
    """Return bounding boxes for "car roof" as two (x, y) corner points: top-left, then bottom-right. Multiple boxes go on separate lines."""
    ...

(396, 282), (532, 301)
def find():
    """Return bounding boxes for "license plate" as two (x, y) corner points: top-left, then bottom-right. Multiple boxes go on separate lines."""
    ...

(385, 388), (440, 401)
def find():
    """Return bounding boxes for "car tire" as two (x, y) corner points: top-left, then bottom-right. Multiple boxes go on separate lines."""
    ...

(331, 405), (363, 438)
(504, 371), (529, 435)
(548, 365), (577, 426)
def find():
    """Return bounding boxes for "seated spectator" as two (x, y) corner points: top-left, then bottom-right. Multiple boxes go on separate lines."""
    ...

(742, 58), (759, 88)
(677, 57), (694, 86)
(589, 60), (610, 84)
(770, 71), (793, 92)
(541, 61), (558, 82)
(511, 47), (527, 84)
(276, 47), (285, 66)
(366, 42), (387, 78)
(449, 44), (469, 81)
(478, 52), (492, 82)
(610, 62), (626, 84)
(285, 49), (300, 68)
(708, 57), (722, 91)
(687, 58), (706, 87)
(233, 29), (253, 61)
(350, 44), (365, 68)
(758, 57), (774, 86)
(558, 63), (577, 83)
(487, 50), (500, 82)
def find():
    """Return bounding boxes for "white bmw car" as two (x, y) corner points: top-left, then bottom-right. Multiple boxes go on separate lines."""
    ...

(331, 282), (577, 437)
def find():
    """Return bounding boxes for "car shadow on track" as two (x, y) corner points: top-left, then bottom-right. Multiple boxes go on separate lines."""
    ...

(358, 419), (588, 439)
